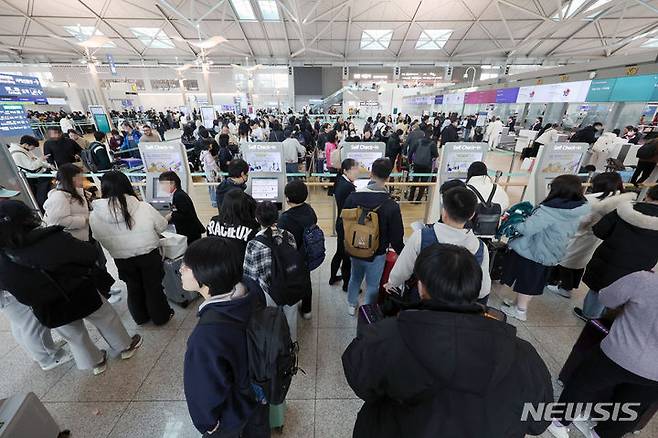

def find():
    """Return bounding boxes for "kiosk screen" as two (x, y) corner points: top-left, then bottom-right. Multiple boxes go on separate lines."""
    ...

(252, 178), (279, 200)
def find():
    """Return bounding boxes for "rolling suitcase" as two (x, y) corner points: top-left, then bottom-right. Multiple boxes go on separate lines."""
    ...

(0, 392), (69, 438)
(269, 402), (286, 433)
(162, 256), (199, 308)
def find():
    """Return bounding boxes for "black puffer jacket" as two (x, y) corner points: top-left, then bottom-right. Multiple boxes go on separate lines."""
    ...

(342, 303), (553, 438)
(0, 226), (102, 328)
(583, 201), (658, 292)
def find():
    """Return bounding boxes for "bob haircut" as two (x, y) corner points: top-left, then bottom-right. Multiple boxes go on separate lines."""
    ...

(183, 237), (244, 296)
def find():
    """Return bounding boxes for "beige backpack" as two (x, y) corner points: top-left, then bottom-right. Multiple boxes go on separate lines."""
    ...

(330, 147), (342, 170)
(341, 203), (384, 259)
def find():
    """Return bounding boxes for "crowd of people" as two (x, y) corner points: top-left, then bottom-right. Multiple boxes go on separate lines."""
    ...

(1, 106), (657, 438)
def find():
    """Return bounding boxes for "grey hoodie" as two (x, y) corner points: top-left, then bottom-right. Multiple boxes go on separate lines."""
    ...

(388, 222), (491, 299)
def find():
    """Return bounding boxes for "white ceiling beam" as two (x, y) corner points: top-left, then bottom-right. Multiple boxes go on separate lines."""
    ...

(224, 0), (255, 57)
(633, 0), (658, 15)
(292, 1), (350, 58)
(76, 0), (143, 57)
(154, 3), (199, 57)
(451, 0), (502, 57)
(344, 5), (351, 57)
(305, 0), (353, 25)
(594, 20), (610, 56)
(196, 0), (226, 23)
(497, 0), (550, 21)
(301, 2), (319, 24)
(494, 0), (516, 44)
(395, 0), (423, 58)
(305, 47), (343, 57)
(609, 21), (658, 55)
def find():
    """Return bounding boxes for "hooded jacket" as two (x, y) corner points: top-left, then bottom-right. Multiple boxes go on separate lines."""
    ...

(0, 226), (102, 328)
(184, 278), (262, 435)
(570, 125), (599, 145)
(342, 304), (553, 438)
(43, 188), (90, 241)
(583, 201), (658, 291)
(508, 198), (590, 266)
(559, 192), (637, 270)
(388, 223), (491, 299)
(277, 203), (318, 250)
(89, 195), (168, 259)
(215, 178), (247, 209)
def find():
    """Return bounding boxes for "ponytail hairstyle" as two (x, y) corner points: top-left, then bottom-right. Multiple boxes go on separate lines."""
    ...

(100, 171), (137, 229)
(55, 164), (85, 205)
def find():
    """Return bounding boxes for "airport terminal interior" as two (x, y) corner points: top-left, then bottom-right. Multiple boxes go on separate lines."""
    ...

(0, 0), (658, 437)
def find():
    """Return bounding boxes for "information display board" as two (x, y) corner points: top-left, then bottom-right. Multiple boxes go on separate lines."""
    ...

(518, 81), (591, 103)
(340, 142), (385, 173)
(89, 105), (112, 133)
(200, 105), (215, 130)
(525, 142), (588, 205)
(0, 104), (32, 136)
(609, 74), (658, 102)
(427, 142), (488, 222)
(139, 140), (191, 210)
(0, 74), (46, 103)
(443, 93), (465, 106)
(242, 142), (286, 207)
(465, 90), (497, 104)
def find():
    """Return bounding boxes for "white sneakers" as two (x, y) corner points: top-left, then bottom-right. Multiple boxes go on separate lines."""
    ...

(547, 421), (570, 438)
(347, 305), (356, 316)
(546, 284), (572, 299)
(301, 312), (312, 320)
(501, 299), (527, 321)
(40, 349), (74, 371)
(547, 419), (598, 438)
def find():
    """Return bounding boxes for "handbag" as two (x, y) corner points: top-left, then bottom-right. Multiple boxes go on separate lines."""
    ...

(159, 231), (188, 260)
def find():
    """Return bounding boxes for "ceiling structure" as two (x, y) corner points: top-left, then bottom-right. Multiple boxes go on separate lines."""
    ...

(0, 0), (656, 67)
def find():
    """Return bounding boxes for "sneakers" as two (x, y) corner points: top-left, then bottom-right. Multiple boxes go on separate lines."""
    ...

(573, 418), (596, 438)
(547, 421), (570, 438)
(501, 303), (527, 321)
(40, 349), (74, 371)
(329, 276), (342, 286)
(502, 297), (515, 307)
(347, 305), (356, 316)
(109, 286), (122, 295)
(301, 312), (312, 320)
(120, 335), (143, 360)
(93, 350), (108, 376)
(546, 285), (572, 299)
(108, 294), (122, 304)
(573, 307), (589, 322)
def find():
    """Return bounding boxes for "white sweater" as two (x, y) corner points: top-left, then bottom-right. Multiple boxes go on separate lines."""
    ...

(466, 175), (510, 212)
(8, 144), (51, 172)
(388, 222), (491, 299)
(43, 188), (90, 241)
(90, 195), (168, 259)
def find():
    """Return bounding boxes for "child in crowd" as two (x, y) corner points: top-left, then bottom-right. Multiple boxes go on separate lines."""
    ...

(158, 171), (206, 244)
(181, 237), (270, 438)
(278, 180), (318, 320)
(216, 159), (250, 210)
(501, 175), (590, 321)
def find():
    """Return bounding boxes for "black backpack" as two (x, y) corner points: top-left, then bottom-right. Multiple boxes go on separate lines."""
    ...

(255, 229), (311, 306)
(467, 184), (502, 236)
(413, 139), (434, 168)
(199, 303), (299, 405)
(80, 148), (98, 172)
(636, 142), (656, 160)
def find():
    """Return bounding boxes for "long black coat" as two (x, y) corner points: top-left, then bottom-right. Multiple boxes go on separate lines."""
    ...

(170, 189), (205, 243)
(0, 226), (103, 328)
(342, 304), (553, 438)
(583, 201), (658, 292)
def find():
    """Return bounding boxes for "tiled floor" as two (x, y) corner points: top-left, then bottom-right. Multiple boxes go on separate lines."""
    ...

(1, 150), (656, 437)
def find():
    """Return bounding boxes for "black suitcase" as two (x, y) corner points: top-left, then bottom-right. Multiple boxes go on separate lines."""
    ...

(162, 257), (199, 308)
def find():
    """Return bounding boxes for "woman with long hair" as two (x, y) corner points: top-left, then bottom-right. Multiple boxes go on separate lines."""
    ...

(206, 189), (259, 253)
(90, 171), (174, 326)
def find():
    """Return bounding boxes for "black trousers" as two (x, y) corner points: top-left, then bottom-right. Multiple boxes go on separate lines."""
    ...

(330, 228), (351, 289)
(204, 403), (270, 438)
(557, 347), (658, 438)
(407, 165), (432, 202)
(630, 161), (656, 185)
(115, 249), (172, 325)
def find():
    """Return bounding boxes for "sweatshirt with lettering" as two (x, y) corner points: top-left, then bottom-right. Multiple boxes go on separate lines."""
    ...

(206, 217), (259, 252)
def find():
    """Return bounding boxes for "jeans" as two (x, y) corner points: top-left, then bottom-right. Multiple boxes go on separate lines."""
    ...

(582, 288), (605, 319)
(347, 254), (386, 307)
(208, 185), (217, 208)
(463, 128), (472, 141)
(407, 165), (432, 202)
(330, 228), (351, 287)
(285, 162), (299, 181)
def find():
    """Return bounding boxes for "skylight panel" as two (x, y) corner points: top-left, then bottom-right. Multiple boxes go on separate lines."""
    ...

(360, 30), (393, 50)
(258, 0), (280, 20)
(231, 0), (257, 20)
(416, 29), (452, 50)
(641, 38), (658, 48)
(130, 27), (175, 49)
(63, 25), (115, 48)
(552, 0), (588, 20)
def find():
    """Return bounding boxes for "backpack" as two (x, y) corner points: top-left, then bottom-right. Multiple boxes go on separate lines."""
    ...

(637, 142), (656, 160)
(341, 202), (385, 259)
(199, 303), (299, 405)
(80, 147), (98, 172)
(413, 140), (433, 168)
(302, 224), (325, 271)
(467, 184), (502, 236)
(255, 230), (311, 306)
(330, 147), (342, 169)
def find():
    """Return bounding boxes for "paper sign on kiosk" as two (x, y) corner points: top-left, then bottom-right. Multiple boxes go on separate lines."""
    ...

(252, 178), (279, 201)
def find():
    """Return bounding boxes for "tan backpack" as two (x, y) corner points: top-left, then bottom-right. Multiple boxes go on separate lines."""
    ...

(341, 203), (384, 259)
(330, 147), (342, 169)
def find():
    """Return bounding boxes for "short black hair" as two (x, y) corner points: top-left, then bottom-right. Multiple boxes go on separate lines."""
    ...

(544, 174), (586, 204)
(442, 187), (477, 224)
(371, 158), (393, 180)
(647, 184), (658, 202)
(158, 171), (182, 189)
(19, 135), (39, 147)
(466, 161), (488, 181)
(255, 201), (278, 227)
(284, 180), (308, 204)
(341, 158), (357, 173)
(228, 159), (249, 178)
(414, 243), (482, 306)
(93, 131), (106, 142)
(440, 179), (466, 194)
(183, 237), (244, 296)
(327, 130), (337, 143)
(218, 190), (258, 228)
(0, 200), (42, 249)
(593, 122), (603, 128)
(591, 172), (624, 200)
(47, 126), (62, 133)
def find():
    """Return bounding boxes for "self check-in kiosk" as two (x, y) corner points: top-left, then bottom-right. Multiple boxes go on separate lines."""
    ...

(427, 142), (489, 222)
(139, 140), (191, 211)
(242, 142), (286, 210)
(340, 141), (385, 188)
(525, 142), (589, 205)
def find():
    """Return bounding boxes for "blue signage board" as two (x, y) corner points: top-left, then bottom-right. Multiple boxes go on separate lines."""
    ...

(107, 54), (117, 76)
(0, 104), (32, 136)
(495, 87), (519, 103)
(608, 75), (658, 102)
(434, 95), (443, 104)
(0, 74), (46, 103)
(586, 78), (616, 102)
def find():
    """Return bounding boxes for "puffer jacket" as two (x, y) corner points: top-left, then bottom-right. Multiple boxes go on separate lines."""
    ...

(90, 195), (168, 259)
(43, 188), (90, 241)
(559, 192), (636, 270)
(509, 198), (590, 266)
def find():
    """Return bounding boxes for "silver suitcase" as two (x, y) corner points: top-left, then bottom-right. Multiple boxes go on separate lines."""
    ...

(0, 392), (67, 438)
(162, 256), (199, 308)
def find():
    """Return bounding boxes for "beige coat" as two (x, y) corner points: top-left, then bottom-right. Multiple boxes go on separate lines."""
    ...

(43, 188), (90, 241)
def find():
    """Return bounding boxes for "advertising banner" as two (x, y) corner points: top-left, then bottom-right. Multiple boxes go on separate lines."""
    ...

(496, 87), (520, 103)
(443, 92), (465, 105)
(609, 75), (658, 102)
(464, 89), (497, 104)
(518, 81), (591, 103)
(586, 79), (617, 102)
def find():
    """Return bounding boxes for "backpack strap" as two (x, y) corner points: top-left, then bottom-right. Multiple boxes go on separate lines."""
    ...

(467, 184), (487, 204)
(474, 239), (485, 265)
(420, 223), (439, 250)
(485, 184), (497, 205)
